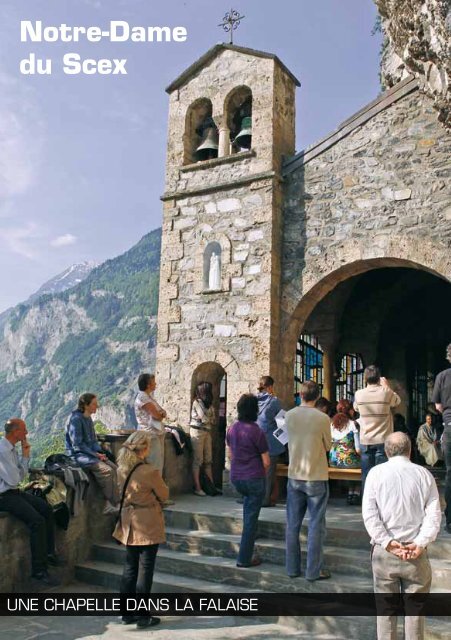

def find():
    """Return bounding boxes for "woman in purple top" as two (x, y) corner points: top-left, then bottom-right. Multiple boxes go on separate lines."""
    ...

(226, 394), (270, 567)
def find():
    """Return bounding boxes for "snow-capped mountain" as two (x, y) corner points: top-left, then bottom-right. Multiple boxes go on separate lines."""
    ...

(26, 261), (98, 303)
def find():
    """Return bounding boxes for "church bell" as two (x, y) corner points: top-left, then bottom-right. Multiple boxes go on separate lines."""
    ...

(195, 117), (219, 161)
(234, 116), (252, 150)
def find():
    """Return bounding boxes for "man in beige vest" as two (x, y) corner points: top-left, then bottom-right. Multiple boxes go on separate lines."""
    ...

(354, 365), (401, 493)
(285, 380), (332, 580)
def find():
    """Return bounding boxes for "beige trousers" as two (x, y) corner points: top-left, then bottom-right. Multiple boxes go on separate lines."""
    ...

(190, 428), (212, 471)
(372, 544), (432, 640)
(145, 432), (166, 475)
(89, 459), (119, 505)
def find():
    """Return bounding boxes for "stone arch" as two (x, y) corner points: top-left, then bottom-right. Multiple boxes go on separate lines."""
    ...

(194, 233), (232, 294)
(183, 97), (216, 164)
(278, 236), (451, 407)
(223, 85), (253, 153)
(179, 349), (241, 428)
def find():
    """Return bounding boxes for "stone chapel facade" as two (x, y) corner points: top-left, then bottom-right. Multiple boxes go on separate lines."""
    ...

(156, 44), (451, 469)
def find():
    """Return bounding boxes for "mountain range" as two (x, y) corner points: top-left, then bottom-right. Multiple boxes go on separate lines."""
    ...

(0, 228), (161, 463)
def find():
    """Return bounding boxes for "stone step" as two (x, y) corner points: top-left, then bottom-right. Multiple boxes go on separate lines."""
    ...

(163, 496), (451, 559)
(89, 545), (374, 593)
(90, 542), (451, 592)
(92, 530), (372, 579)
(75, 560), (256, 593)
(163, 527), (372, 578)
(163, 502), (370, 549)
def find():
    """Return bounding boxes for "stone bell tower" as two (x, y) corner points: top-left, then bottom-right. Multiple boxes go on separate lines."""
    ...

(156, 44), (300, 446)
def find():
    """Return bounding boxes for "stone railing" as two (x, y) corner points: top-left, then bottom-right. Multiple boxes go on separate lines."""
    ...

(0, 432), (192, 592)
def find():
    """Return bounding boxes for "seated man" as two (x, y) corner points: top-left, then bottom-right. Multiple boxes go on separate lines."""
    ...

(65, 393), (119, 513)
(0, 418), (60, 585)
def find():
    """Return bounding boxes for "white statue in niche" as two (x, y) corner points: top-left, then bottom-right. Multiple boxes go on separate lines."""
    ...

(208, 252), (221, 290)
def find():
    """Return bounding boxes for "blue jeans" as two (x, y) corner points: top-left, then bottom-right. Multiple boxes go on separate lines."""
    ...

(285, 479), (329, 579)
(233, 478), (265, 565)
(361, 443), (387, 494)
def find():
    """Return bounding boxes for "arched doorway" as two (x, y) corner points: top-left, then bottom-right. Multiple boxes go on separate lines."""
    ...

(191, 362), (227, 487)
(282, 260), (451, 433)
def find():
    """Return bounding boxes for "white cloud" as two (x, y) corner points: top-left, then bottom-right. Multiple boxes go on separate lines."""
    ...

(51, 234), (78, 248)
(0, 70), (43, 200)
(0, 222), (42, 260)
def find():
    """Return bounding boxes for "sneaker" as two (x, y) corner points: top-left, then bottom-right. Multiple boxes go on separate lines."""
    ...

(136, 616), (161, 629)
(103, 502), (119, 515)
(194, 489), (206, 497)
(31, 570), (60, 587)
(306, 570), (331, 582)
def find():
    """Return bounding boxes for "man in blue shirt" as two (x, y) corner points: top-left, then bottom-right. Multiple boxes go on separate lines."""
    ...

(66, 393), (119, 513)
(257, 376), (284, 507)
(0, 418), (60, 585)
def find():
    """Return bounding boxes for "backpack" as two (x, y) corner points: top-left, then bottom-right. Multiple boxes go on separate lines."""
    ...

(44, 453), (78, 475)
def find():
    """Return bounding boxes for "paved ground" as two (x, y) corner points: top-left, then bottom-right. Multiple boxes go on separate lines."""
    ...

(0, 613), (328, 640)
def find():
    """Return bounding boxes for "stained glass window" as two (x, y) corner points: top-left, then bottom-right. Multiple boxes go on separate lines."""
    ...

(336, 353), (364, 401)
(294, 334), (324, 403)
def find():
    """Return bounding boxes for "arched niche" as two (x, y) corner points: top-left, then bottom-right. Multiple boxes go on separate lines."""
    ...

(183, 98), (217, 164)
(191, 361), (227, 488)
(224, 85), (253, 154)
(194, 234), (232, 294)
(203, 242), (222, 291)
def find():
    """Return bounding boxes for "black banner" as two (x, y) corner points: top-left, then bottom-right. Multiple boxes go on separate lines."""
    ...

(1, 593), (450, 616)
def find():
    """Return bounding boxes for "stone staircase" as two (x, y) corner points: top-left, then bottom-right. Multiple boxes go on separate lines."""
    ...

(75, 495), (451, 639)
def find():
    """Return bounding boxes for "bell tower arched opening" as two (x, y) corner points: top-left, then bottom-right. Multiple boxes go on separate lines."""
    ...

(224, 85), (253, 154)
(183, 98), (217, 164)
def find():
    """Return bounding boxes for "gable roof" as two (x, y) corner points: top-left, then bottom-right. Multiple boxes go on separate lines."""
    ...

(165, 43), (301, 94)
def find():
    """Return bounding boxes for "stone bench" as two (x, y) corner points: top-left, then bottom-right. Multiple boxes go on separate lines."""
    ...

(276, 463), (362, 482)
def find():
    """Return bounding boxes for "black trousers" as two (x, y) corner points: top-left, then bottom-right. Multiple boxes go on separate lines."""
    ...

(444, 427), (451, 525)
(120, 544), (159, 596)
(0, 490), (55, 574)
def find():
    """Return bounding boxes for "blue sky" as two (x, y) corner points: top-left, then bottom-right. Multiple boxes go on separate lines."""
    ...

(0, 0), (382, 312)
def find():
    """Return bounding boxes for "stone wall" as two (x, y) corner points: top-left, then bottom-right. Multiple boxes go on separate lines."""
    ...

(0, 480), (113, 593)
(279, 81), (451, 404)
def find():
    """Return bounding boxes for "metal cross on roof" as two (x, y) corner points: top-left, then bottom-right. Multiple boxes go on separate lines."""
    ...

(218, 9), (245, 45)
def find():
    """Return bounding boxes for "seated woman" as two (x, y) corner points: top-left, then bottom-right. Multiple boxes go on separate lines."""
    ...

(113, 431), (169, 629)
(329, 408), (361, 505)
(65, 393), (119, 514)
(190, 381), (217, 496)
(417, 413), (443, 467)
(226, 394), (270, 568)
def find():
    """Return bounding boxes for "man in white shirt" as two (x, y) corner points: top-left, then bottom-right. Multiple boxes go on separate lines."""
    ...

(0, 418), (60, 585)
(362, 432), (441, 640)
(134, 373), (167, 474)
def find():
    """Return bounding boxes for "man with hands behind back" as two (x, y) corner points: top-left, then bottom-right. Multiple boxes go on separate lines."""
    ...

(362, 432), (441, 640)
